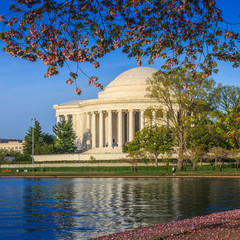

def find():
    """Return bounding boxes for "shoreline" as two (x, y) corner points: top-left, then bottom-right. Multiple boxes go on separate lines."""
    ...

(91, 209), (240, 239)
(1, 174), (240, 178)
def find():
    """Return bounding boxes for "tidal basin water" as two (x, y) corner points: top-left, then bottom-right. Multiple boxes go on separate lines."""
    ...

(1, 177), (240, 239)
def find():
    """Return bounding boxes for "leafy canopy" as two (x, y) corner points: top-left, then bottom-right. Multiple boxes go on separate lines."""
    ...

(128, 125), (174, 167)
(217, 103), (240, 149)
(210, 84), (240, 113)
(146, 68), (214, 170)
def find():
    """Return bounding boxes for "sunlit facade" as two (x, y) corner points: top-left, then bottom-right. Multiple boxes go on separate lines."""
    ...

(54, 67), (159, 151)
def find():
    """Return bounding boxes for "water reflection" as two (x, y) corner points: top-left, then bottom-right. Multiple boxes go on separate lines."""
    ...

(0, 177), (240, 239)
(22, 178), (77, 239)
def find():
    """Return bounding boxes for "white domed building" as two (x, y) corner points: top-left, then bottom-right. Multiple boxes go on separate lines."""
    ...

(53, 67), (159, 151)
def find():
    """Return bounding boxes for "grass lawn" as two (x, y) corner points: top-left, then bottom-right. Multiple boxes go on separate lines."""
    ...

(0, 164), (240, 177)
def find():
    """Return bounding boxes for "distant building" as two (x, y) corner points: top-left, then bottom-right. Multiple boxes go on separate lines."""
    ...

(0, 140), (24, 153)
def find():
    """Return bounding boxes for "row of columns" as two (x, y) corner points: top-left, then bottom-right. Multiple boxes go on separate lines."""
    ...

(56, 109), (160, 150)
(57, 114), (77, 133)
(57, 114), (72, 123)
(87, 109), (145, 148)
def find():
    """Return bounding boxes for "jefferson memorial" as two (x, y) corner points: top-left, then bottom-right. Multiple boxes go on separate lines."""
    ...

(53, 67), (159, 151)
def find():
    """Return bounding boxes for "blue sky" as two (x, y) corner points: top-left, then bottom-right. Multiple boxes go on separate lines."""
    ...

(0, 0), (240, 139)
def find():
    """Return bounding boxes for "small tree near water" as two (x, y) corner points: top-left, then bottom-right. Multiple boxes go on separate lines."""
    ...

(140, 125), (174, 167)
(127, 132), (145, 172)
(208, 147), (228, 171)
(128, 126), (174, 168)
(184, 145), (205, 171)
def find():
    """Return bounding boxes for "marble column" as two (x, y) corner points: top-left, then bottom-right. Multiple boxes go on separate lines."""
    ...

(99, 111), (104, 147)
(86, 113), (90, 148)
(66, 115), (71, 121)
(79, 114), (84, 147)
(152, 110), (156, 126)
(108, 111), (112, 147)
(140, 110), (145, 130)
(74, 114), (81, 137)
(126, 112), (129, 141)
(92, 112), (96, 148)
(56, 115), (60, 123)
(60, 115), (65, 122)
(72, 114), (76, 132)
(129, 109), (134, 141)
(118, 110), (123, 146)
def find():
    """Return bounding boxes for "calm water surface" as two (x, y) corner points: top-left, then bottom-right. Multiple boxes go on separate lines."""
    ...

(0, 177), (240, 239)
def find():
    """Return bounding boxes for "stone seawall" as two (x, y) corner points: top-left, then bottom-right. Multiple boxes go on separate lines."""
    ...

(0, 162), (213, 169)
(0, 162), (168, 168)
(33, 153), (128, 162)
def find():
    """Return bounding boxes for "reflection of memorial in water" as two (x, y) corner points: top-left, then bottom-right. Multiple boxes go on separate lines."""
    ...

(70, 178), (184, 237)
(17, 178), (240, 239)
(23, 178), (77, 239)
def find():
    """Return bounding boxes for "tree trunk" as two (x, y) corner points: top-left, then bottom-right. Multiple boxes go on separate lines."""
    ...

(166, 162), (169, 172)
(177, 160), (183, 171)
(135, 161), (138, 172)
(193, 162), (197, 171)
(219, 161), (223, 172)
(177, 141), (184, 171)
(155, 157), (158, 168)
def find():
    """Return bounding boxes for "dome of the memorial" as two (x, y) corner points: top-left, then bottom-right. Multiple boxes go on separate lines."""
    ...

(98, 67), (158, 100)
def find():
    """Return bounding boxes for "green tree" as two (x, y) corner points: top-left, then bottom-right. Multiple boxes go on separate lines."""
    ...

(216, 103), (240, 170)
(127, 132), (146, 172)
(229, 149), (240, 171)
(216, 102), (240, 150)
(23, 120), (57, 155)
(187, 122), (230, 152)
(43, 133), (55, 145)
(37, 133), (56, 154)
(14, 153), (32, 163)
(208, 147), (229, 171)
(53, 120), (76, 153)
(23, 120), (44, 155)
(140, 125), (174, 167)
(0, 149), (10, 163)
(211, 84), (240, 151)
(35, 142), (56, 155)
(210, 84), (240, 113)
(146, 68), (214, 171)
(127, 126), (174, 168)
(186, 120), (231, 171)
(184, 144), (205, 171)
(0, 149), (31, 164)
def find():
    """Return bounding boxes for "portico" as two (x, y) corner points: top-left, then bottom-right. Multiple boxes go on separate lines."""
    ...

(84, 109), (144, 148)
